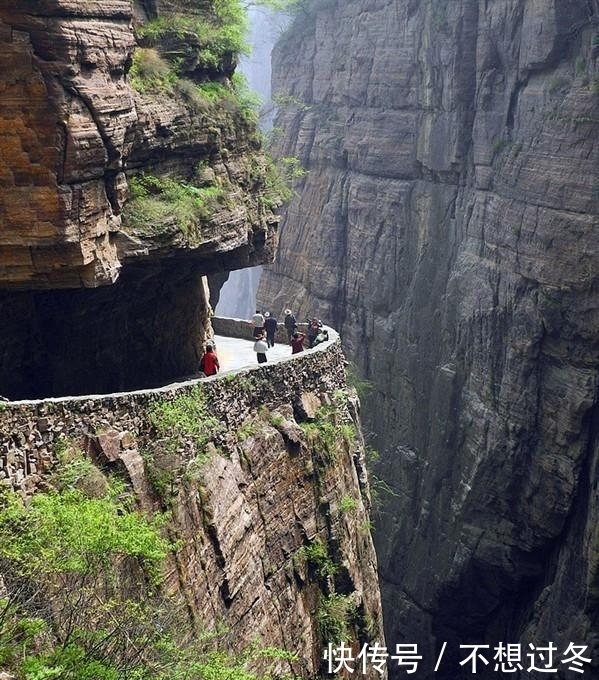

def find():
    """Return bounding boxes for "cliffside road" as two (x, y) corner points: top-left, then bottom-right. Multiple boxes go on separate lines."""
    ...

(213, 334), (299, 372)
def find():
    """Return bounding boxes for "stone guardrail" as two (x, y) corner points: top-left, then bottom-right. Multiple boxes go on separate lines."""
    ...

(0, 318), (344, 492)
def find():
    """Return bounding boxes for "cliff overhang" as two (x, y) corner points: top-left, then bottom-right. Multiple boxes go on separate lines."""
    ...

(0, 0), (281, 400)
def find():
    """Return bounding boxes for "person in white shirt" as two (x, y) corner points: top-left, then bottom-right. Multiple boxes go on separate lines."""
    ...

(251, 309), (265, 338)
(253, 332), (268, 364)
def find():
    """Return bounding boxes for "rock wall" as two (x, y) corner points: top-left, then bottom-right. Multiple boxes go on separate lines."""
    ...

(0, 0), (278, 398)
(0, 334), (385, 678)
(258, 0), (599, 677)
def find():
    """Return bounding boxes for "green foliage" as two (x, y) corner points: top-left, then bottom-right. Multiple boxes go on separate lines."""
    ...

(575, 56), (586, 75)
(136, 0), (249, 71)
(129, 47), (177, 93)
(196, 81), (230, 104)
(261, 156), (293, 209)
(300, 405), (352, 463)
(296, 538), (337, 579)
(0, 486), (168, 584)
(369, 474), (401, 512)
(269, 412), (285, 428)
(51, 439), (109, 497)
(280, 156), (308, 179)
(148, 385), (222, 455)
(22, 645), (119, 680)
(231, 72), (262, 125)
(138, 633), (298, 680)
(252, 0), (306, 11)
(0, 482), (171, 678)
(175, 78), (212, 112)
(260, 154), (307, 209)
(316, 593), (354, 645)
(271, 92), (311, 111)
(359, 518), (374, 533)
(345, 363), (373, 399)
(237, 420), (257, 441)
(339, 423), (357, 445)
(338, 495), (358, 514)
(365, 445), (380, 466)
(124, 173), (225, 239)
(0, 480), (296, 680)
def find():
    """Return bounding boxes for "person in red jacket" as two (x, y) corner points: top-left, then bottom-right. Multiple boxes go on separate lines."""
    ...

(199, 345), (219, 376)
(290, 331), (305, 354)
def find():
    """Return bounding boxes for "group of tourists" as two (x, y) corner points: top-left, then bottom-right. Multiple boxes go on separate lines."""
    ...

(198, 307), (330, 375)
(252, 309), (329, 363)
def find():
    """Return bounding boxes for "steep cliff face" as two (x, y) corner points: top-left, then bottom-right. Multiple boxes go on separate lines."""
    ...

(0, 339), (384, 678)
(258, 0), (599, 675)
(0, 0), (278, 398)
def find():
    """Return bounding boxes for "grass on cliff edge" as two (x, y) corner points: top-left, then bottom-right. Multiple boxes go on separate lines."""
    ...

(123, 172), (226, 240)
(135, 0), (249, 71)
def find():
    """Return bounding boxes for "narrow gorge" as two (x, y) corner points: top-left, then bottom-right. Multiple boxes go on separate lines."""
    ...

(258, 0), (599, 677)
(0, 1), (384, 678)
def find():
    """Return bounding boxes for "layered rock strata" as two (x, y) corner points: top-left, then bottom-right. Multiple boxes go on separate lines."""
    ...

(0, 335), (385, 678)
(258, 0), (599, 677)
(0, 0), (277, 398)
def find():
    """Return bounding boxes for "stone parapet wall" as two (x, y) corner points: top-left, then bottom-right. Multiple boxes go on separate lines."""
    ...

(0, 323), (386, 679)
(0, 326), (344, 493)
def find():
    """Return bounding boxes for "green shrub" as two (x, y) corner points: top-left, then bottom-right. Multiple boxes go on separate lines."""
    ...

(0, 480), (295, 680)
(175, 78), (211, 112)
(316, 593), (354, 645)
(237, 420), (257, 441)
(338, 495), (358, 513)
(231, 72), (262, 125)
(136, 0), (249, 71)
(300, 405), (350, 462)
(148, 385), (222, 455)
(0, 482), (170, 677)
(124, 173), (225, 239)
(296, 538), (337, 579)
(129, 47), (176, 93)
(345, 362), (373, 399)
(0, 485), (168, 584)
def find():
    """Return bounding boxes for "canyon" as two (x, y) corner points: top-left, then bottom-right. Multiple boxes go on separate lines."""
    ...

(0, 0), (384, 677)
(258, 0), (599, 677)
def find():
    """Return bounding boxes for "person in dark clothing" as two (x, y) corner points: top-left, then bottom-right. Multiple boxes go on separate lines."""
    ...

(291, 331), (305, 354)
(199, 345), (219, 376)
(284, 309), (297, 342)
(264, 312), (278, 347)
(307, 318), (320, 348)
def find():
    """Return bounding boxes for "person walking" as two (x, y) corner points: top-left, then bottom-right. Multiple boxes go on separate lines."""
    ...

(251, 309), (265, 339)
(199, 344), (219, 376)
(253, 332), (269, 364)
(284, 309), (297, 342)
(290, 331), (305, 354)
(264, 311), (278, 347)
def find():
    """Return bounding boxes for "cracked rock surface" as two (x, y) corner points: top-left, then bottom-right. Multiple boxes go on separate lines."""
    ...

(258, 1), (599, 676)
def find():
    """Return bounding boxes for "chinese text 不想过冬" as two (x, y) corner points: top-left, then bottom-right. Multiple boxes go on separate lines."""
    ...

(323, 641), (592, 674)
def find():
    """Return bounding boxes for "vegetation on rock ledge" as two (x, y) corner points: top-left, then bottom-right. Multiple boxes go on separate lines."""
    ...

(0, 459), (295, 679)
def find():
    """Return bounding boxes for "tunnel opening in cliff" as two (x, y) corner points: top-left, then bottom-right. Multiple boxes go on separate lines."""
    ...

(0, 260), (212, 400)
